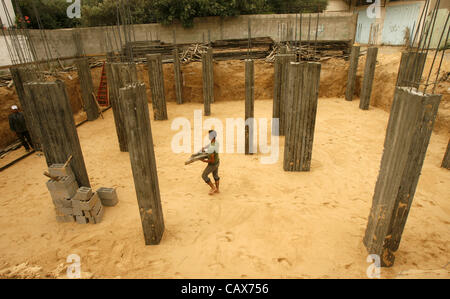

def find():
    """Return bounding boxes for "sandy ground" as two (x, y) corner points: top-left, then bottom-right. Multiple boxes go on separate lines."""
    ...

(0, 98), (449, 279)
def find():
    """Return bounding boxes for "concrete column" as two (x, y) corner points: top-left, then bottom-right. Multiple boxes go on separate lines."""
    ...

(24, 81), (91, 187)
(363, 87), (441, 267)
(9, 67), (41, 151)
(441, 140), (450, 169)
(245, 59), (255, 155)
(146, 54), (168, 120)
(119, 83), (165, 245)
(75, 58), (99, 121)
(359, 47), (378, 110)
(283, 62), (321, 172)
(345, 45), (360, 101)
(396, 51), (427, 88)
(106, 62), (138, 152)
(172, 48), (183, 104)
(273, 54), (296, 136)
(202, 48), (214, 116)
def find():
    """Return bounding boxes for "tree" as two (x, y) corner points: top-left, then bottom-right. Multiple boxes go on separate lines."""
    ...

(12, 0), (329, 29)
(14, 0), (81, 29)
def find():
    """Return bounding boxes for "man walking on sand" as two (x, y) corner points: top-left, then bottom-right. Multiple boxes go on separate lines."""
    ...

(8, 105), (33, 152)
(201, 130), (220, 195)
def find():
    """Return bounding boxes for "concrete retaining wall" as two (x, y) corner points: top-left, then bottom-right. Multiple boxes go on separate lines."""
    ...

(25, 12), (357, 60)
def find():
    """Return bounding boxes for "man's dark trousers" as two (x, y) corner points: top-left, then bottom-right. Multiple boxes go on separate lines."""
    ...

(17, 131), (32, 151)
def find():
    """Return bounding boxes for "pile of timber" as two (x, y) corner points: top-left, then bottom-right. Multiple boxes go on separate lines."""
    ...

(0, 74), (13, 88)
(266, 40), (353, 63)
(121, 37), (274, 62)
(211, 37), (274, 49)
(122, 41), (175, 60)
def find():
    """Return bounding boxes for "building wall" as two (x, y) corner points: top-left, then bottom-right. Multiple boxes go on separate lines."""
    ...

(355, 0), (428, 46)
(427, 8), (449, 49)
(381, 2), (422, 45)
(0, 0), (15, 27)
(23, 13), (357, 60)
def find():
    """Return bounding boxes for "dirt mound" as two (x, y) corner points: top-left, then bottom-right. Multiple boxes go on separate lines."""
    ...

(0, 71), (84, 149)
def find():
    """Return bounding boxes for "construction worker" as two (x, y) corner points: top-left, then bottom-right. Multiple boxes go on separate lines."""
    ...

(201, 130), (220, 195)
(8, 105), (33, 152)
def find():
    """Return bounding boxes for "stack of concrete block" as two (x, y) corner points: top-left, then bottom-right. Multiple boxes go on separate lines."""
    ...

(72, 187), (104, 224)
(46, 165), (79, 223)
(46, 163), (106, 224)
(96, 187), (119, 207)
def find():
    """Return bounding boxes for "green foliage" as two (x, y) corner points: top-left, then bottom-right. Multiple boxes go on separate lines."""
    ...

(14, 0), (81, 29)
(13, 0), (329, 29)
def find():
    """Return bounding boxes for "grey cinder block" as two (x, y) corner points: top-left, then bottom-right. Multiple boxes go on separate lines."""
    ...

(48, 163), (75, 179)
(96, 187), (118, 207)
(46, 176), (78, 199)
(84, 199), (102, 218)
(72, 192), (99, 211)
(75, 215), (88, 224)
(93, 205), (104, 224)
(72, 186), (93, 201)
(51, 196), (72, 209)
(55, 206), (73, 216)
(72, 206), (84, 216)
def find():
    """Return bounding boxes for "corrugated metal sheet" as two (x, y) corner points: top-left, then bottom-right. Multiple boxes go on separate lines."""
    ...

(356, 9), (375, 44)
(381, 3), (422, 45)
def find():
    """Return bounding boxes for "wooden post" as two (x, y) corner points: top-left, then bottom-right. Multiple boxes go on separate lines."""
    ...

(396, 51), (427, 88)
(345, 45), (360, 101)
(23, 81), (90, 187)
(442, 140), (450, 169)
(146, 54), (168, 120)
(106, 62), (138, 152)
(172, 48), (183, 105)
(284, 62), (321, 172)
(359, 47), (378, 110)
(273, 55), (282, 132)
(245, 59), (255, 155)
(202, 48), (214, 115)
(119, 83), (165, 245)
(106, 51), (116, 63)
(363, 87), (441, 267)
(9, 67), (42, 151)
(75, 58), (99, 121)
(273, 54), (295, 136)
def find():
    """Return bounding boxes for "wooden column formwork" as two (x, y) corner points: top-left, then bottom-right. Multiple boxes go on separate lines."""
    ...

(106, 62), (138, 152)
(146, 54), (168, 120)
(359, 47), (378, 110)
(245, 59), (255, 155)
(119, 83), (165, 245)
(396, 51), (427, 88)
(172, 48), (183, 105)
(442, 140), (450, 169)
(23, 81), (90, 187)
(283, 62), (321, 172)
(273, 54), (295, 136)
(202, 48), (214, 116)
(363, 87), (441, 267)
(345, 45), (360, 101)
(75, 58), (100, 121)
(106, 52), (116, 63)
(9, 67), (42, 151)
